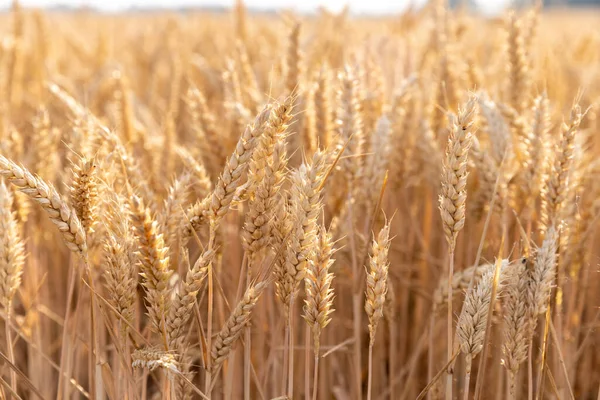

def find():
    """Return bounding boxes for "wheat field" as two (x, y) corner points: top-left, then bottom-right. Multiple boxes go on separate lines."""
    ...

(0, 0), (599, 399)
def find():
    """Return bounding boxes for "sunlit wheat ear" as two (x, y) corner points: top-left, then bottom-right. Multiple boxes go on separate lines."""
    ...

(0, 154), (87, 256)
(103, 230), (137, 338)
(243, 136), (288, 261)
(502, 258), (530, 376)
(527, 226), (558, 326)
(167, 248), (215, 350)
(0, 181), (25, 311)
(456, 259), (510, 358)
(182, 103), (273, 239)
(246, 98), (292, 195)
(365, 220), (391, 345)
(303, 225), (336, 355)
(540, 103), (582, 234)
(275, 150), (328, 314)
(243, 98), (292, 260)
(130, 195), (172, 341)
(70, 156), (99, 237)
(439, 96), (477, 250)
(207, 103), (272, 229)
(211, 281), (268, 372)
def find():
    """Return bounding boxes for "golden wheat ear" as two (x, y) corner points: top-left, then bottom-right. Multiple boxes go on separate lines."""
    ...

(0, 155), (87, 256)
(0, 181), (25, 311)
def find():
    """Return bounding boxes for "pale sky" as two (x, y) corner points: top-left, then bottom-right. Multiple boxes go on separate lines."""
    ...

(1, 0), (512, 14)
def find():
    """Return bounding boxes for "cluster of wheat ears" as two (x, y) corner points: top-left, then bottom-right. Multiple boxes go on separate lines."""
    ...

(0, 0), (599, 399)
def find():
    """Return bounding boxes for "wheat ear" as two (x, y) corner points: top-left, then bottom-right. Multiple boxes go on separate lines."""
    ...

(303, 225), (335, 400)
(365, 220), (391, 400)
(439, 96), (477, 248)
(211, 281), (268, 373)
(502, 259), (531, 397)
(457, 259), (510, 400)
(70, 157), (99, 236)
(103, 230), (137, 339)
(365, 221), (392, 344)
(0, 181), (25, 311)
(167, 249), (215, 350)
(131, 195), (172, 347)
(527, 226), (558, 324)
(207, 104), (272, 227)
(0, 181), (25, 392)
(0, 154), (87, 256)
(540, 104), (582, 233)
(243, 99), (292, 260)
(303, 225), (336, 350)
(275, 150), (328, 311)
(457, 259), (510, 356)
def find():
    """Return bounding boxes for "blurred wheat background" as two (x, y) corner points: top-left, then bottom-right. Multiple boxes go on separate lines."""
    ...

(0, 0), (599, 399)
